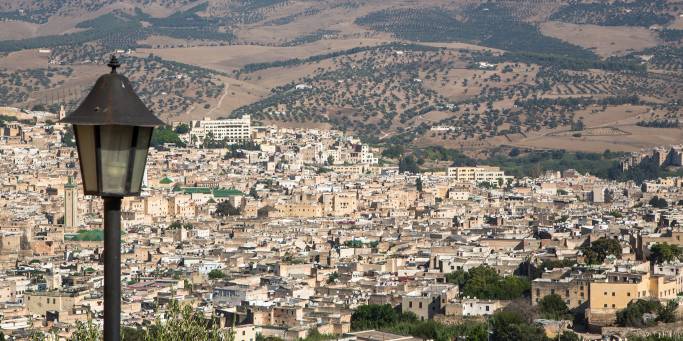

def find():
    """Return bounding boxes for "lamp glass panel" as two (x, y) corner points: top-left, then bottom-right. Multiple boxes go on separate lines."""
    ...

(74, 125), (98, 193)
(98, 125), (133, 195)
(129, 127), (152, 193)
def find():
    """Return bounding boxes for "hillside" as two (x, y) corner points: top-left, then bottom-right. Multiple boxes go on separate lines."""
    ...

(1, 0), (682, 152)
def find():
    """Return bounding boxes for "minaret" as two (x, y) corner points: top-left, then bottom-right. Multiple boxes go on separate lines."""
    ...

(58, 105), (66, 121)
(64, 176), (79, 228)
(142, 165), (149, 189)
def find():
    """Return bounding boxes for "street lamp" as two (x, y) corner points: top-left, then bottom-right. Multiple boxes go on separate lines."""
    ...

(60, 55), (163, 340)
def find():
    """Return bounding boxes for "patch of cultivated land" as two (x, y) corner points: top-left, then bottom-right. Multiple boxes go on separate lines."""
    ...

(0, 21), (40, 40)
(138, 38), (392, 73)
(422, 64), (540, 102)
(0, 50), (49, 70)
(506, 105), (680, 152)
(668, 16), (683, 29)
(540, 21), (661, 57)
(191, 76), (269, 121)
(234, 2), (375, 44)
(417, 102), (683, 153)
(575, 105), (651, 126)
(510, 125), (683, 153)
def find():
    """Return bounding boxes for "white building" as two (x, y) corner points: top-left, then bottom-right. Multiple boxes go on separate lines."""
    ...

(447, 166), (511, 184)
(190, 115), (251, 145)
(446, 298), (505, 317)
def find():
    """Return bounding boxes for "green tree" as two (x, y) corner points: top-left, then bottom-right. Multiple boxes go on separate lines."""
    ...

(351, 304), (399, 331)
(168, 220), (183, 229)
(350, 305), (488, 341)
(71, 318), (99, 341)
(151, 127), (186, 148)
(327, 272), (339, 284)
(143, 300), (232, 340)
(174, 123), (190, 134)
(214, 201), (241, 217)
(446, 265), (530, 300)
(382, 145), (404, 159)
(399, 155), (419, 174)
(491, 311), (548, 341)
(61, 127), (76, 147)
(558, 331), (580, 341)
(582, 238), (622, 264)
(658, 300), (678, 324)
(538, 294), (571, 320)
(415, 177), (423, 192)
(650, 196), (669, 209)
(208, 269), (225, 280)
(650, 243), (682, 264)
(616, 299), (662, 327)
(344, 240), (364, 248)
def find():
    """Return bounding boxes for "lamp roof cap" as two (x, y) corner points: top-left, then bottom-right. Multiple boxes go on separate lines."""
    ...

(60, 56), (164, 127)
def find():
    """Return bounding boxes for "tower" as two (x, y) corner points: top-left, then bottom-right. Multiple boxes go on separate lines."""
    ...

(64, 176), (79, 228)
(58, 105), (66, 121)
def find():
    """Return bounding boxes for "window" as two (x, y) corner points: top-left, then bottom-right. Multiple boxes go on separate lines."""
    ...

(486, 306), (489, 311)
(409, 302), (412, 308)
(612, 304), (616, 308)
(627, 292), (631, 297)
(604, 304), (608, 308)
(604, 292), (607, 296)
(612, 292), (615, 296)
(419, 302), (422, 309)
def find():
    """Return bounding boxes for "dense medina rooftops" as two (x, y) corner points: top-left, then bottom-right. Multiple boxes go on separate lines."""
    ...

(5, 116), (683, 338)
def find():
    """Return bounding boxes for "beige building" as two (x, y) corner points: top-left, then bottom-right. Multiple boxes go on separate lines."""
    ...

(274, 202), (322, 218)
(401, 284), (458, 321)
(532, 272), (591, 309)
(252, 305), (304, 328)
(26, 291), (83, 317)
(230, 324), (257, 341)
(587, 263), (683, 326)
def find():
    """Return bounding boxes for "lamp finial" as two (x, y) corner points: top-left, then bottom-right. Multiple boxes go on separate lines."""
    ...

(107, 55), (120, 74)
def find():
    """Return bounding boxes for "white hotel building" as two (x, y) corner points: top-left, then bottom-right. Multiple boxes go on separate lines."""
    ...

(447, 166), (512, 184)
(189, 115), (252, 145)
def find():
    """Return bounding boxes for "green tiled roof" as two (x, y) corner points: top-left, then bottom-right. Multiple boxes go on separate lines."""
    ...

(176, 187), (244, 197)
(181, 187), (212, 194)
(212, 188), (245, 197)
(159, 177), (174, 184)
(65, 176), (76, 189)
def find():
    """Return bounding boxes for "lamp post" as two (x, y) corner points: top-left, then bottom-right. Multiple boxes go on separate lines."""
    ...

(60, 55), (163, 340)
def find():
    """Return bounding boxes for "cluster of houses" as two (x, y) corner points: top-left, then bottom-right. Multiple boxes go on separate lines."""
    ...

(2, 112), (683, 339)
